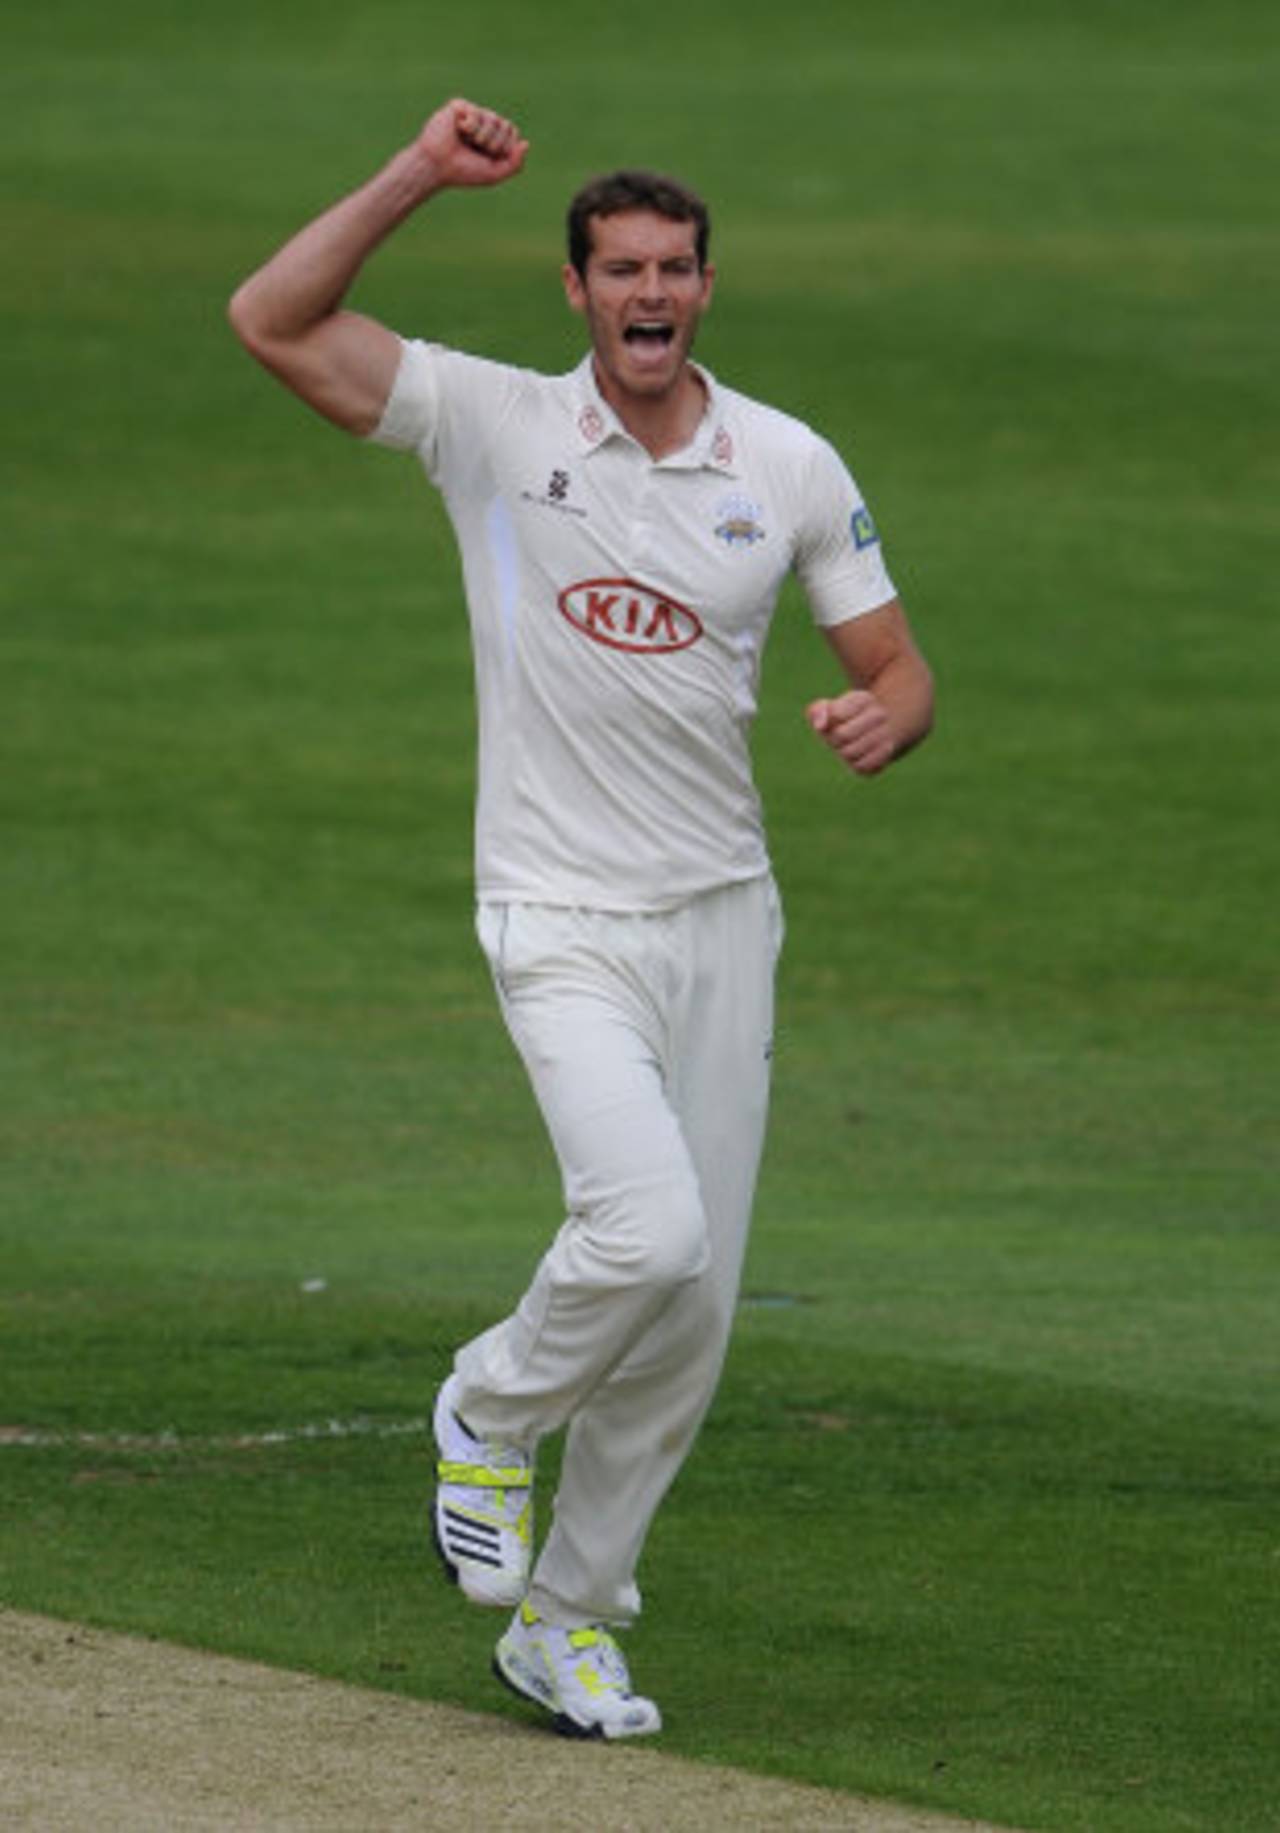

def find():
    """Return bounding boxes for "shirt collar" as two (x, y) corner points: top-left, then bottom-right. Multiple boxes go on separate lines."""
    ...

(569, 355), (739, 475)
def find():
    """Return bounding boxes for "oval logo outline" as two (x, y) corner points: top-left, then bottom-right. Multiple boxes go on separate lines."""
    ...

(557, 577), (704, 655)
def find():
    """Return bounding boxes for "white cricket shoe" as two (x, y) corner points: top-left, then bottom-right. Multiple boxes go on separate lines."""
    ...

(493, 1601), (663, 1740)
(431, 1376), (533, 1608)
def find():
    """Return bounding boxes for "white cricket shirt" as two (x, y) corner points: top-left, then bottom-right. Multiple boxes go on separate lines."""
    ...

(371, 341), (896, 911)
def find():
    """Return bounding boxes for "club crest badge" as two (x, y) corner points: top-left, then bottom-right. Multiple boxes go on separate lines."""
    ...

(578, 405), (605, 444)
(714, 493), (766, 548)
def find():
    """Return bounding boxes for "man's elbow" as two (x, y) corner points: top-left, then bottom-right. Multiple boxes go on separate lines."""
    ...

(227, 282), (272, 362)
(226, 287), (309, 402)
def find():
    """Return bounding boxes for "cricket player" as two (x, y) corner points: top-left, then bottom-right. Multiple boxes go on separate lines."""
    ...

(229, 96), (934, 1740)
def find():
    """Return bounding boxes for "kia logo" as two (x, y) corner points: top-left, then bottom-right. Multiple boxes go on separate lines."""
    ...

(557, 578), (704, 655)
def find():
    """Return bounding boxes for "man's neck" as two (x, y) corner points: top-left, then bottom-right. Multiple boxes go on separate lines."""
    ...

(592, 361), (708, 461)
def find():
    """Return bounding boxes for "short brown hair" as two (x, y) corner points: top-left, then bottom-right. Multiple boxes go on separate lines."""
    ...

(566, 170), (711, 277)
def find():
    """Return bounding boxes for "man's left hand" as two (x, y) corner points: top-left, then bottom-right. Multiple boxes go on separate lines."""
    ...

(805, 690), (896, 776)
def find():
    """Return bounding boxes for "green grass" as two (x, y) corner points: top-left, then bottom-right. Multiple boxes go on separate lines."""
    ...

(3, 2), (1278, 1829)
(3, 1290), (1276, 1832)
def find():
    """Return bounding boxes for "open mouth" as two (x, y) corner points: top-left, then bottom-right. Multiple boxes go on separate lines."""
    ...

(623, 322), (675, 348)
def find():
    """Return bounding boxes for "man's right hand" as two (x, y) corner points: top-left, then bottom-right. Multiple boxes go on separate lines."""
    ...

(415, 99), (530, 191)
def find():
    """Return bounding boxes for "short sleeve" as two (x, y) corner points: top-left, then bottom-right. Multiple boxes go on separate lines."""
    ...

(793, 435), (897, 628)
(366, 337), (440, 455)
(366, 339), (524, 492)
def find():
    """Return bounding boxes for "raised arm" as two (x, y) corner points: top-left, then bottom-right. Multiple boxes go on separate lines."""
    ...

(228, 99), (529, 435)
(805, 598), (935, 777)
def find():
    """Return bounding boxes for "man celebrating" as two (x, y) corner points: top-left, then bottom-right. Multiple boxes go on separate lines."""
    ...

(230, 97), (933, 1740)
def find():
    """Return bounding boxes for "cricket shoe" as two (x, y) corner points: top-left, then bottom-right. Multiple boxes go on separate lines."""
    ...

(431, 1376), (533, 1608)
(493, 1600), (662, 1740)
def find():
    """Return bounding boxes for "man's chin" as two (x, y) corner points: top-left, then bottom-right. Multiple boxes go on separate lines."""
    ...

(614, 350), (687, 397)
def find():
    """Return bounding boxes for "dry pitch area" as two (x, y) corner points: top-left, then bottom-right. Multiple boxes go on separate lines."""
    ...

(2, 1610), (1026, 1831)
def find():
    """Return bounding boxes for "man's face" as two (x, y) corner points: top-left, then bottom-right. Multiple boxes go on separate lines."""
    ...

(563, 209), (715, 403)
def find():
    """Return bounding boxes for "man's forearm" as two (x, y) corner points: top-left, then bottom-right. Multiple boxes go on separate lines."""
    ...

(228, 101), (529, 433)
(871, 647), (935, 760)
(808, 598), (934, 777)
(229, 141), (441, 349)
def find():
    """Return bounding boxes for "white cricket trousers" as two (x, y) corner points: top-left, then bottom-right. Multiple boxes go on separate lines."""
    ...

(453, 874), (782, 1628)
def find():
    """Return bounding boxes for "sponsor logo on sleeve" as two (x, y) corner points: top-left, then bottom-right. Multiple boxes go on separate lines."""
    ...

(558, 579), (704, 654)
(851, 506), (880, 550)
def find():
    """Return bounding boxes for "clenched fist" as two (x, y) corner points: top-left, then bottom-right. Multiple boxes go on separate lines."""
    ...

(414, 97), (530, 190)
(806, 689), (897, 776)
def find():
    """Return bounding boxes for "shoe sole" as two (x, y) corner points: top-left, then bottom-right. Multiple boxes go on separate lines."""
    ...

(430, 1381), (528, 1609)
(491, 1649), (604, 1740)
(429, 1505), (463, 1591)
(492, 1640), (661, 1741)
(430, 1500), (524, 1608)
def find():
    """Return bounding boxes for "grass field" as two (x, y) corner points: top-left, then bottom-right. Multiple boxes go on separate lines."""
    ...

(4, 3), (1278, 1829)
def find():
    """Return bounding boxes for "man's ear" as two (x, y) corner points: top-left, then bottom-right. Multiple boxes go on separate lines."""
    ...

(562, 261), (587, 314)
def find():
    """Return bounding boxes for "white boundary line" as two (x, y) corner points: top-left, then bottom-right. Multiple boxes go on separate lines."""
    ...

(0, 1418), (429, 1451)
